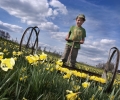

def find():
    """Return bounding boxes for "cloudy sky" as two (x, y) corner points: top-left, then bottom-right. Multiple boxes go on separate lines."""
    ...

(0, 0), (120, 68)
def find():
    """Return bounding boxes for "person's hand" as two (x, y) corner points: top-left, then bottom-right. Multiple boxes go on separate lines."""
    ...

(79, 40), (84, 44)
(65, 37), (69, 41)
(65, 33), (70, 41)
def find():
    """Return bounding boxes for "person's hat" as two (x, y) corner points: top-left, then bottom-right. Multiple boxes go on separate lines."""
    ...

(77, 14), (86, 21)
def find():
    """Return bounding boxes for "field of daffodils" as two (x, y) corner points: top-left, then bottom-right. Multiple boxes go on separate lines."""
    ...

(0, 37), (120, 100)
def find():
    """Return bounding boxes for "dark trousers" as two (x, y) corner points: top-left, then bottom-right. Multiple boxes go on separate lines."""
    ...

(61, 44), (79, 66)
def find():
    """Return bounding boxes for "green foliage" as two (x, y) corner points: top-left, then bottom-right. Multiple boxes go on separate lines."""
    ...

(0, 38), (120, 100)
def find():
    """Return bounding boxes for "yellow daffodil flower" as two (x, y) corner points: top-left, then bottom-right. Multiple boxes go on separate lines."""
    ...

(22, 97), (27, 100)
(34, 54), (39, 61)
(82, 82), (90, 88)
(66, 90), (73, 93)
(73, 85), (80, 91)
(100, 78), (106, 84)
(0, 52), (4, 60)
(0, 58), (15, 71)
(39, 52), (47, 60)
(56, 59), (63, 66)
(13, 57), (17, 61)
(98, 86), (103, 91)
(63, 73), (71, 79)
(89, 76), (97, 80)
(20, 76), (28, 81)
(59, 67), (69, 73)
(17, 51), (23, 56)
(3, 48), (8, 52)
(21, 67), (26, 72)
(66, 90), (80, 100)
(109, 95), (115, 100)
(46, 67), (50, 70)
(50, 68), (54, 72)
(13, 51), (23, 56)
(90, 95), (95, 100)
(55, 65), (61, 70)
(25, 55), (36, 64)
(13, 51), (17, 56)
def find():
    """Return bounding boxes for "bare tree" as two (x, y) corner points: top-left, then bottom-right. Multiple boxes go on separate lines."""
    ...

(104, 61), (114, 73)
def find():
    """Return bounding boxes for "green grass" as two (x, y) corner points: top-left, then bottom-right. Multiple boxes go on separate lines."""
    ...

(0, 37), (120, 100)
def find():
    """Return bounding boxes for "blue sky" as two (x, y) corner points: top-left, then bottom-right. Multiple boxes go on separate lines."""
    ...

(0, 0), (120, 68)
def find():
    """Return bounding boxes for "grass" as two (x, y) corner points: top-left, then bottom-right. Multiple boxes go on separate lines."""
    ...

(0, 37), (120, 100)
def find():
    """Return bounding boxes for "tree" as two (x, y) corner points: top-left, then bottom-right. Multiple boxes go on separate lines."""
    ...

(6, 32), (10, 39)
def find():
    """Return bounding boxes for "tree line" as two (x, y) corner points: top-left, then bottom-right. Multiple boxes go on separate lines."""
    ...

(0, 29), (10, 39)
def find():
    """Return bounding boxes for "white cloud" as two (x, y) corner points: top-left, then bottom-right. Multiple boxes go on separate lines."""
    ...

(50, 32), (67, 41)
(49, 0), (67, 15)
(47, 8), (53, 16)
(100, 39), (115, 45)
(89, 57), (102, 61)
(77, 37), (116, 66)
(0, 20), (23, 33)
(39, 22), (59, 32)
(53, 10), (59, 16)
(39, 41), (62, 53)
(0, 0), (68, 32)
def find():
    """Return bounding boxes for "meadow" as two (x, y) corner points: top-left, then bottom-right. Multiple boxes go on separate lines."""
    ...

(0, 37), (120, 100)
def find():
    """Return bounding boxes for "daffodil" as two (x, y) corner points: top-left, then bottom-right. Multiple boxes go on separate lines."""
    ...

(20, 76), (28, 81)
(20, 77), (23, 81)
(73, 85), (80, 91)
(55, 65), (61, 70)
(99, 78), (106, 84)
(0, 58), (15, 71)
(79, 73), (87, 78)
(34, 54), (39, 61)
(109, 95), (115, 100)
(39, 52), (47, 60)
(17, 51), (23, 56)
(26, 55), (35, 64)
(114, 79), (120, 86)
(66, 90), (73, 93)
(0, 52), (4, 60)
(13, 51), (23, 56)
(71, 70), (77, 74)
(22, 97), (27, 100)
(90, 95), (95, 100)
(66, 93), (77, 99)
(63, 73), (71, 79)
(3, 48), (8, 52)
(25, 55), (38, 65)
(66, 90), (80, 100)
(21, 67), (27, 72)
(59, 67), (69, 73)
(4, 42), (6, 45)
(82, 82), (90, 88)
(56, 59), (63, 66)
(13, 57), (17, 61)
(98, 86), (103, 91)
(89, 76), (97, 80)
(46, 67), (54, 71)
(46, 67), (50, 70)
(6, 52), (10, 55)
(13, 51), (17, 56)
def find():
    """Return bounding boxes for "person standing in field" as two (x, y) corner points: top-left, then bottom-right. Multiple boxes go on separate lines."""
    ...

(61, 14), (86, 67)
